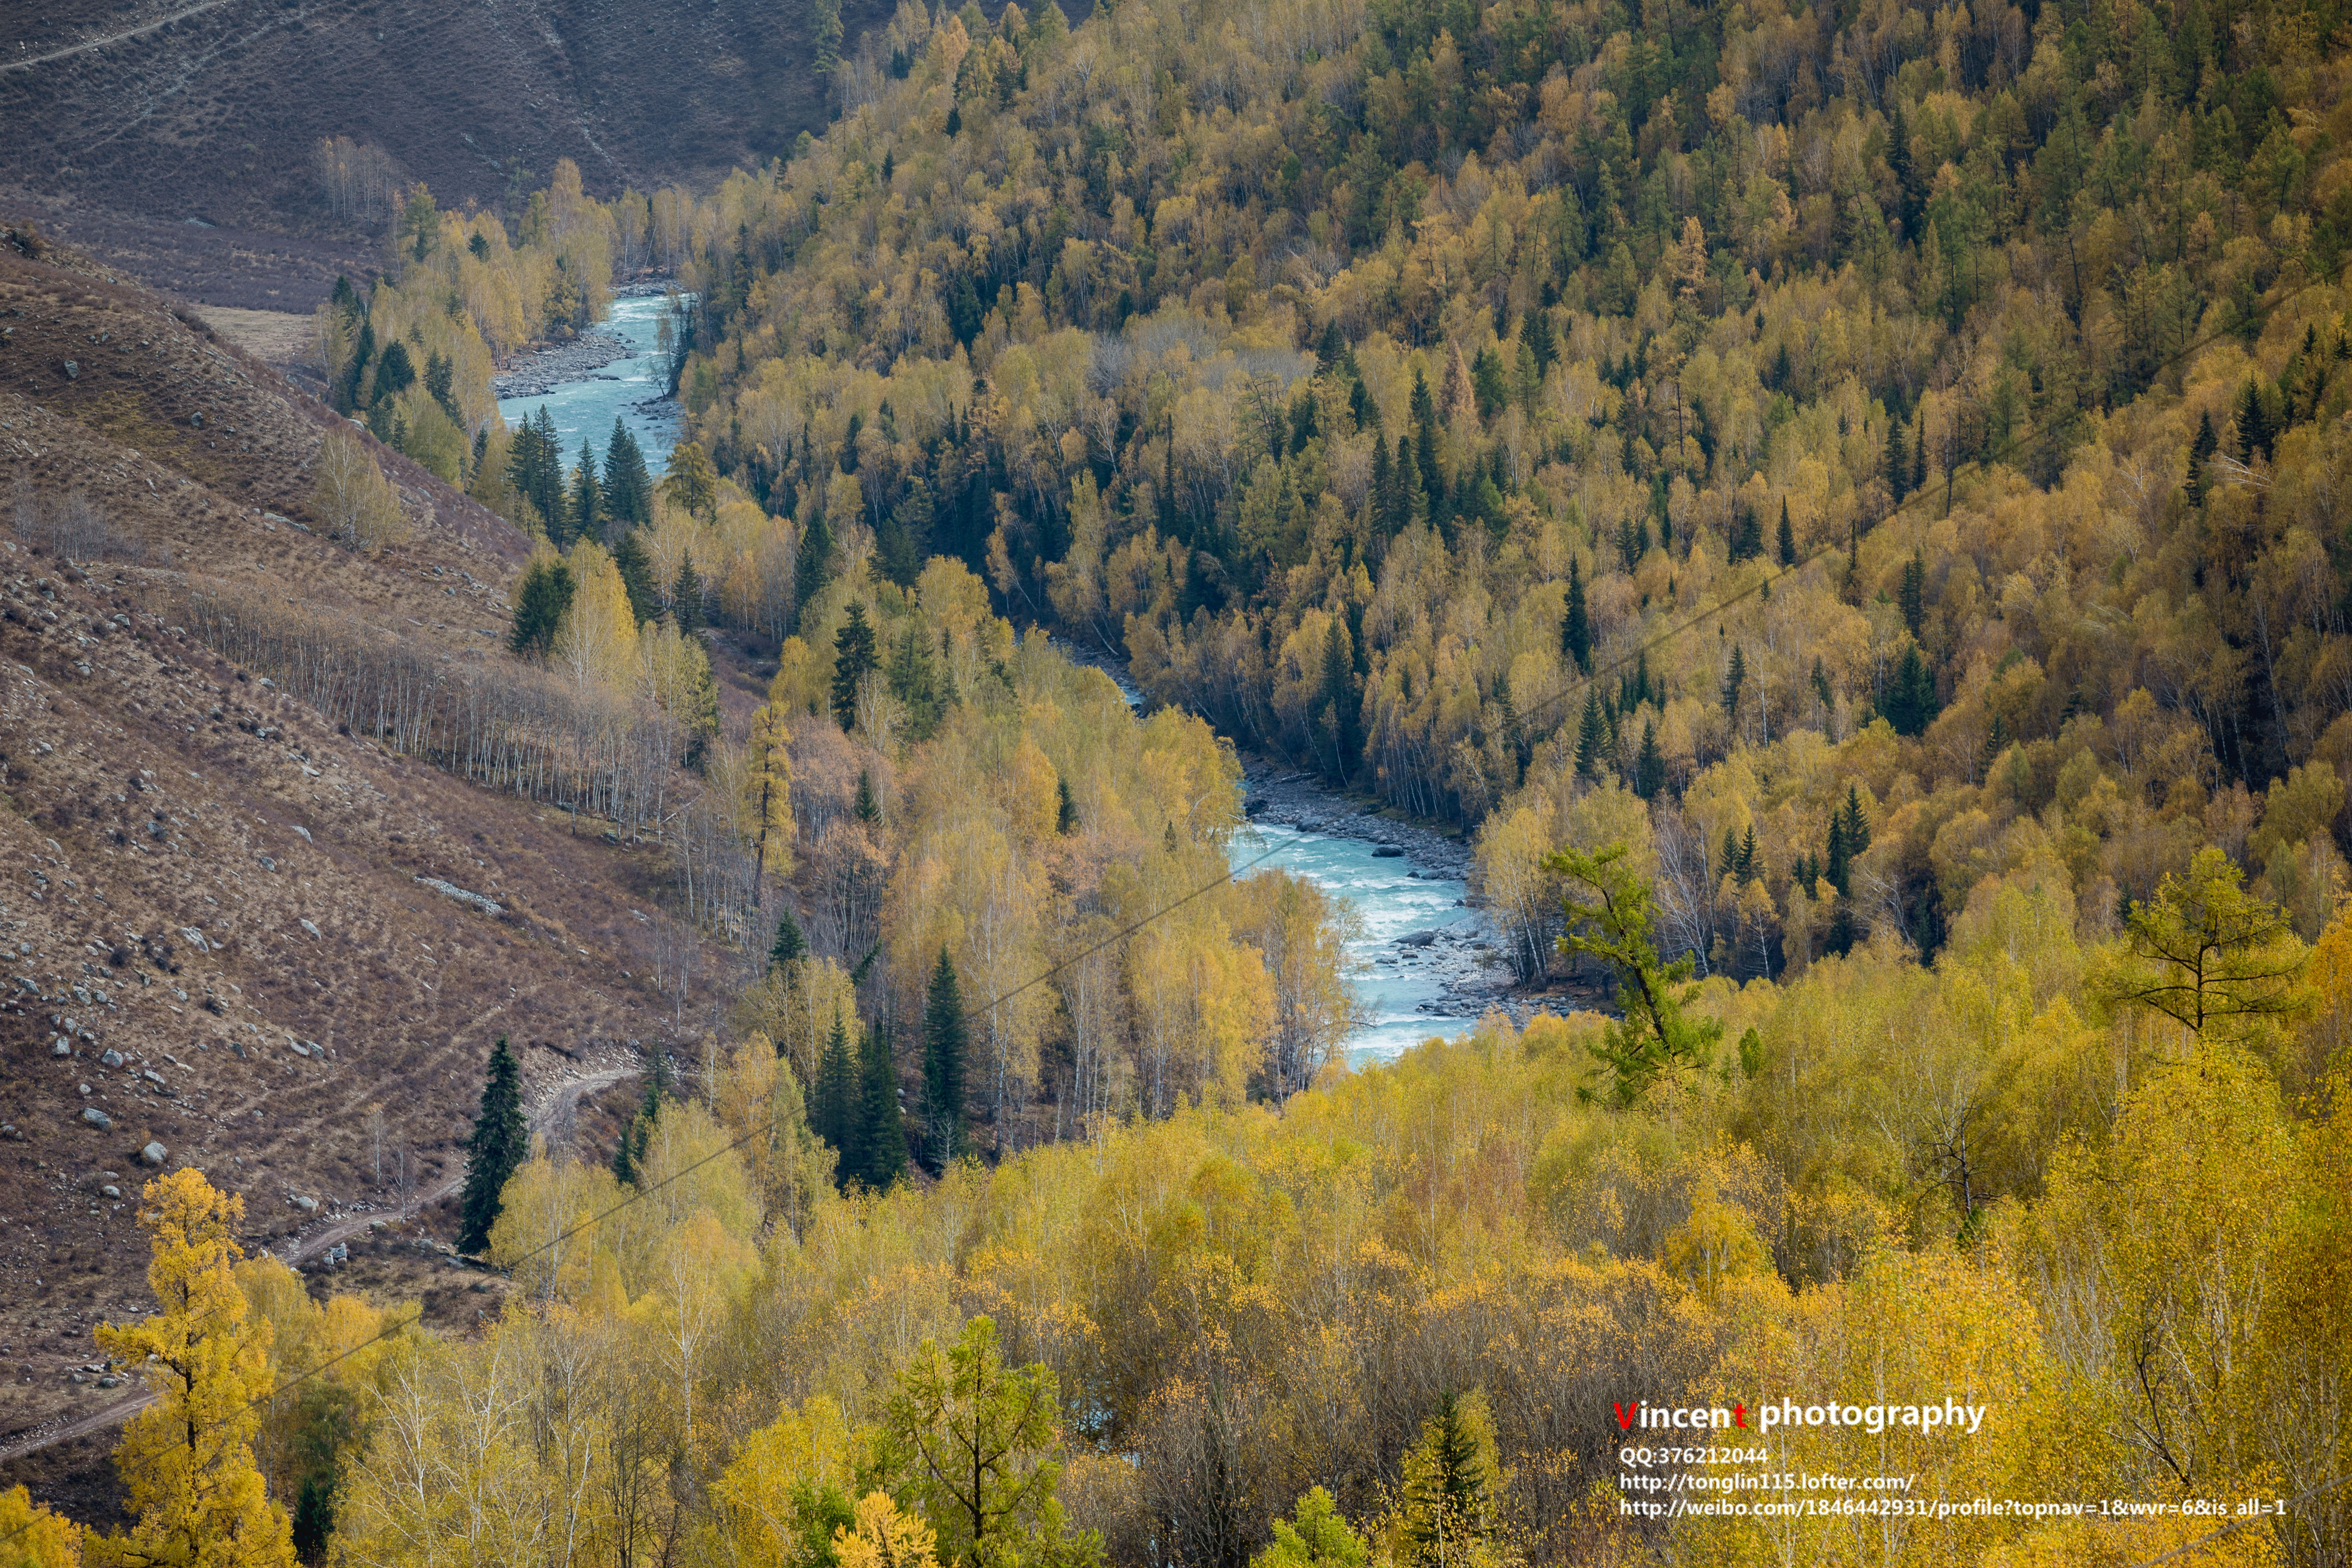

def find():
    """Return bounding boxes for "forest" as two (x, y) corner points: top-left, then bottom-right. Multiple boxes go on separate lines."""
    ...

(13, 0), (2352, 1557)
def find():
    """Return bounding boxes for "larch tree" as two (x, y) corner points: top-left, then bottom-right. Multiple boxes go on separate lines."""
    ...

(91, 1171), (297, 1568)
(879, 1317), (1087, 1568)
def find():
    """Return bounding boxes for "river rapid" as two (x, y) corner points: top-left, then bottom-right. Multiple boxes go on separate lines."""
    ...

(494, 287), (686, 476)
(504, 297), (1506, 1067)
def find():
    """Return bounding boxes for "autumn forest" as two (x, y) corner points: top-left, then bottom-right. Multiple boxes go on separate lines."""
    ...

(12, 0), (2352, 1558)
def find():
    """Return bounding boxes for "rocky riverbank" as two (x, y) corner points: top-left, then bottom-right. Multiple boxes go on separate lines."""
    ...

(494, 326), (636, 402)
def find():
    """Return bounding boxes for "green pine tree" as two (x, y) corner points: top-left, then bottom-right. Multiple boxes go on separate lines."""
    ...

(1401, 1392), (1499, 1559)
(1056, 776), (1078, 835)
(602, 420), (655, 527)
(672, 551), (705, 634)
(568, 440), (602, 543)
(456, 1036), (528, 1254)
(816, 1009), (858, 1173)
(770, 907), (808, 970)
(856, 1022), (908, 1188)
(1561, 555), (1592, 673)
(507, 557), (573, 658)
(1899, 551), (1927, 641)
(1634, 718), (1666, 799)
(1574, 687), (1605, 780)
(796, 509), (836, 612)
(1776, 498), (1796, 566)
(922, 948), (969, 1173)
(833, 602), (879, 731)
(610, 529), (661, 625)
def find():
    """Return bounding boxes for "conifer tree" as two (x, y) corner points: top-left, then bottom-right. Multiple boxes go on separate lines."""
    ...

(1635, 718), (1666, 800)
(922, 948), (969, 1173)
(611, 528), (661, 625)
(2187, 410), (2219, 504)
(1057, 776), (1078, 834)
(673, 551), (705, 634)
(817, 1010), (858, 1176)
(1721, 643), (1747, 723)
(1884, 418), (1909, 505)
(1899, 551), (1927, 640)
(456, 1036), (528, 1254)
(1401, 1390), (1498, 1558)
(602, 419), (654, 527)
(568, 439), (602, 542)
(95, 1171), (297, 1568)
(770, 907), (808, 971)
(833, 603), (879, 731)
(856, 1022), (908, 1188)
(612, 1071), (662, 1187)
(1885, 643), (1937, 736)
(1776, 499), (1796, 567)
(796, 509), (836, 612)
(1574, 687), (1605, 780)
(507, 557), (573, 657)
(1561, 555), (1592, 673)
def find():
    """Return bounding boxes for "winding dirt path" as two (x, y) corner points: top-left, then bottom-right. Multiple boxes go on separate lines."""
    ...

(0, 1065), (636, 1464)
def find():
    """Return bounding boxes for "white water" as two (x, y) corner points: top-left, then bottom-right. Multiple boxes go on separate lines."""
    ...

(495, 291), (685, 474)
(1231, 820), (1485, 1067)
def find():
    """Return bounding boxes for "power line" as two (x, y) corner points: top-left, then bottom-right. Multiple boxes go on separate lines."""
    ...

(0, 834), (1296, 1546)
(4, 265), (2323, 1556)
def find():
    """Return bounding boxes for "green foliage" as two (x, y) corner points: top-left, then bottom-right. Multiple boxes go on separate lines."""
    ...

(880, 1316), (1095, 1568)
(2095, 848), (2314, 1037)
(507, 557), (573, 658)
(922, 948), (969, 1174)
(456, 1036), (528, 1255)
(832, 601), (878, 731)
(1253, 1488), (1369, 1568)
(1545, 843), (1723, 1101)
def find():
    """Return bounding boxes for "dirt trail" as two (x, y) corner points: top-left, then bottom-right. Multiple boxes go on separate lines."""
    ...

(0, 0), (235, 74)
(0, 1065), (636, 1464)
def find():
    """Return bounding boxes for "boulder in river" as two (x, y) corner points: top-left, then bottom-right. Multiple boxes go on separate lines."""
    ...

(1397, 930), (1438, 948)
(1372, 845), (1406, 858)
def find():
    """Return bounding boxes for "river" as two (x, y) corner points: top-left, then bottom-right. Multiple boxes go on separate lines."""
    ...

(504, 298), (1501, 1069)
(494, 288), (686, 476)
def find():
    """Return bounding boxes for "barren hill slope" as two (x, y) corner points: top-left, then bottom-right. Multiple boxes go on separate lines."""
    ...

(0, 0), (908, 307)
(0, 232), (727, 1452)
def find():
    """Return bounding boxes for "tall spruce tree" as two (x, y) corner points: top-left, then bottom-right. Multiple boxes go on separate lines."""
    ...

(602, 419), (654, 527)
(456, 1036), (528, 1254)
(568, 440), (602, 543)
(856, 1022), (908, 1188)
(833, 602), (879, 731)
(922, 948), (969, 1173)
(1561, 555), (1592, 672)
(610, 528), (661, 625)
(508, 557), (573, 658)
(1635, 718), (1666, 799)
(816, 1009), (858, 1172)
(672, 551), (705, 634)
(1776, 499), (1797, 566)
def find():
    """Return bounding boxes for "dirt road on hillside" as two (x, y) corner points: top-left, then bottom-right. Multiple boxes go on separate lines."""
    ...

(0, 1064), (636, 1464)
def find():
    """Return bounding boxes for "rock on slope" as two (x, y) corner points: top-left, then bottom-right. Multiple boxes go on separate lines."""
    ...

(0, 230), (714, 1447)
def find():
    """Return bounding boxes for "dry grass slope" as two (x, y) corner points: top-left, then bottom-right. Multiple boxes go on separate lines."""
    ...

(0, 233), (734, 1458)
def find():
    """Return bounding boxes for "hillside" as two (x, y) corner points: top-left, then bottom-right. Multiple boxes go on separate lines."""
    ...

(0, 0), (913, 309)
(0, 230), (723, 1459)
